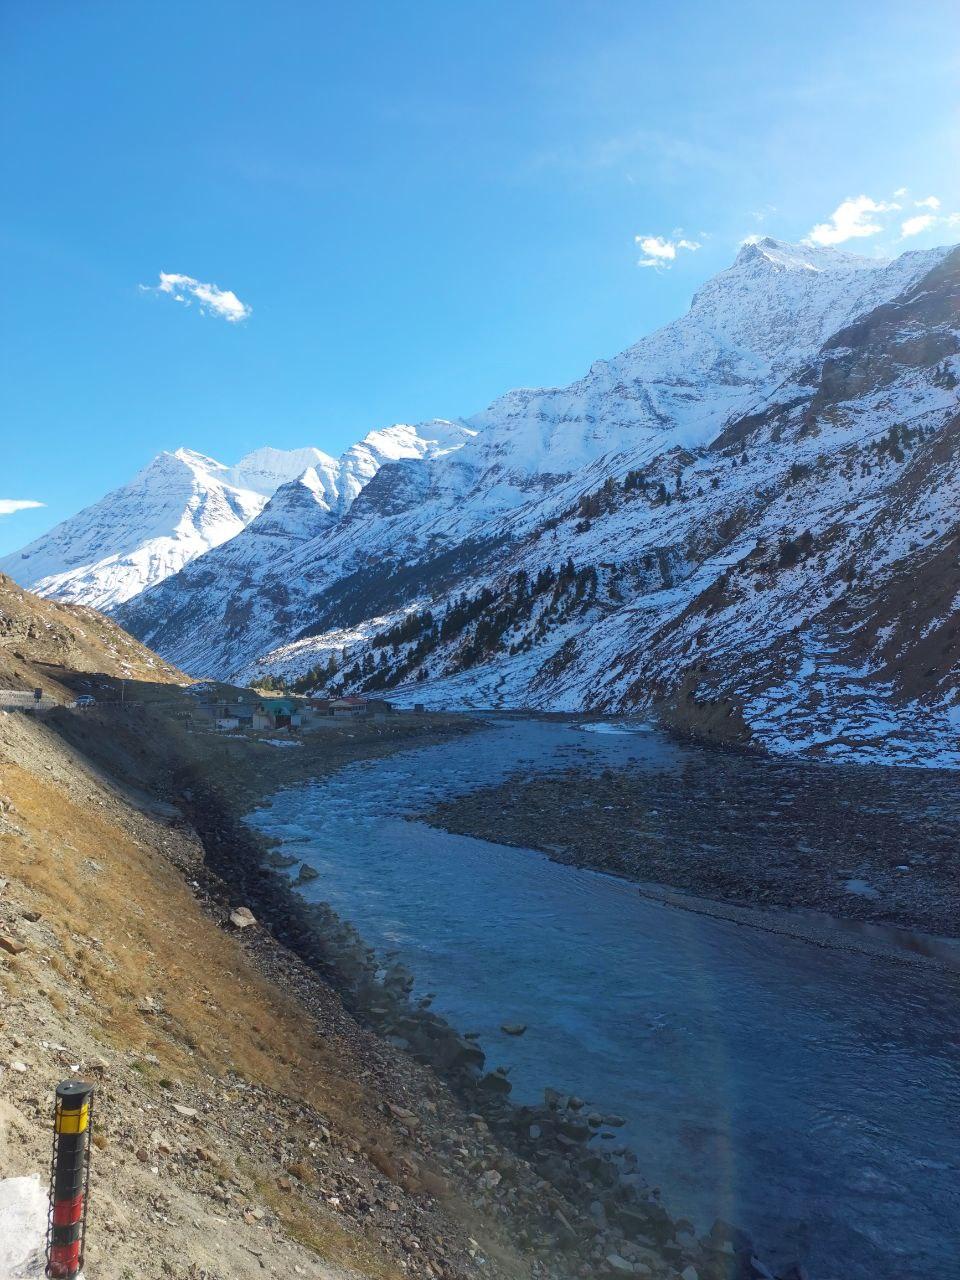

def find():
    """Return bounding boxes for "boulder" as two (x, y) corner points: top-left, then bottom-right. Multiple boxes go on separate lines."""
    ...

(709, 1219), (754, 1255)
(229, 907), (257, 929)
(605, 1254), (636, 1274)
(478, 1070), (512, 1096)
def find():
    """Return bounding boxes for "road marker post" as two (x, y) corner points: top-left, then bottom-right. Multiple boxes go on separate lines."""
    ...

(46, 1080), (94, 1278)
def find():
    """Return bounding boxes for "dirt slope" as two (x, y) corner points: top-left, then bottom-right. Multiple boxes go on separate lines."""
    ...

(0, 572), (187, 699)
(0, 586), (530, 1280)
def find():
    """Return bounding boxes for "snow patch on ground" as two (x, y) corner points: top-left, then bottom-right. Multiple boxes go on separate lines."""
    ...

(0, 1174), (58, 1279)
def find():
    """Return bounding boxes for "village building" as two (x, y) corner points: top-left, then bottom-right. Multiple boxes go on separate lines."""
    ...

(253, 697), (303, 730)
(330, 696), (368, 718)
(329, 696), (393, 718)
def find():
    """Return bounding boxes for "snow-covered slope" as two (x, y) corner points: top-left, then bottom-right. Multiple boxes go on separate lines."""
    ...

(30, 238), (960, 763)
(114, 419), (476, 670)
(1, 423), (472, 612)
(463, 237), (950, 473)
(0, 448), (269, 610)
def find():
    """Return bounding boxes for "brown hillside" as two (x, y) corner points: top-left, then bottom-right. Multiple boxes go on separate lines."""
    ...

(0, 571), (188, 697)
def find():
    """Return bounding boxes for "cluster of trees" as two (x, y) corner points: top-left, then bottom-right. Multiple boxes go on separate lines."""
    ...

(288, 652), (340, 693)
(777, 529), (815, 568)
(344, 558), (606, 691)
(371, 610), (435, 650)
(576, 476), (619, 520)
(874, 423), (914, 465)
(256, 672), (289, 691)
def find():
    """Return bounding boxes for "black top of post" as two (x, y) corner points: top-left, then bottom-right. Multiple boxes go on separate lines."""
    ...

(56, 1081), (94, 1108)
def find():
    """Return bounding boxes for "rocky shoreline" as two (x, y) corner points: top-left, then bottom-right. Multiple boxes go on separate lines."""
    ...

(168, 759), (803, 1280)
(423, 737), (960, 939)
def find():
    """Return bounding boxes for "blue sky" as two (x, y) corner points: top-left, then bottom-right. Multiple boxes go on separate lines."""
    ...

(2, 0), (958, 554)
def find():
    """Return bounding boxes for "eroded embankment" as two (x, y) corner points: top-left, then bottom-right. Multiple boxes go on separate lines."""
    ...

(0, 704), (574, 1280)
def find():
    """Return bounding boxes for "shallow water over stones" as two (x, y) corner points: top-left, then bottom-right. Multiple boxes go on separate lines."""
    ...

(247, 717), (960, 1280)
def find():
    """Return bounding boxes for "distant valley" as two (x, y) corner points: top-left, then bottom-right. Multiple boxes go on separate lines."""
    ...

(5, 237), (959, 767)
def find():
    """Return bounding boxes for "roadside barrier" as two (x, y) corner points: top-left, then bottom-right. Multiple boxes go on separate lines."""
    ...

(45, 1081), (94, 1278)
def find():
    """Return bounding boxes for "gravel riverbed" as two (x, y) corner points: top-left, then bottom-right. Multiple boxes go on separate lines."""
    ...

(423, 735), (960, 939)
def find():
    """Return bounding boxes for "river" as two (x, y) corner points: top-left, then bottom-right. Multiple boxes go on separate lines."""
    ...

(246, 716), (960, 1280)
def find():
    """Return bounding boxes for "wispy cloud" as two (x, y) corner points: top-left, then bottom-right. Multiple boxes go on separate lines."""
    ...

(901, 213), (937, 238)
(899, 197), (960, 239)
(805, 195), (900, 247)
(749, 204), (777, 225)
(141, 272), (252, 323)
(636, 233), (701, 270)
(0, 499), (44, 516)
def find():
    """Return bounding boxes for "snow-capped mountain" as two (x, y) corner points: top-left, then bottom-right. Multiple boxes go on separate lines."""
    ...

(223, 239), (959, 766)
(457, 237), (949, 493)
(0, 449), (268, 611)
(0, 423), (472, 612)
(108, 419), (477, 669)
(18, 237), (960, 764)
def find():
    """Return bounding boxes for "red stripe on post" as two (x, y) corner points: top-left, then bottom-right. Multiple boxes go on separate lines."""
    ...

(48, 1240), (82, 1276)
(52, 1193), (85, 1227)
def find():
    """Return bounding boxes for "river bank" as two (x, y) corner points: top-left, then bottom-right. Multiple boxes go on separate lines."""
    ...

(423, 724), (960, 939)
(244, 716), (960, 1280)
(179, 743), (787, 1280)
(3, 702), (552, 1280)
(25, 696), (958, 1278)
(19, 693), (787, 1280)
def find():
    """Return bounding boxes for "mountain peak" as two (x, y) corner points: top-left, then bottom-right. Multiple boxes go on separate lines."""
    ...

(228, 446), (338, 495)
(732, 236), (886, 274)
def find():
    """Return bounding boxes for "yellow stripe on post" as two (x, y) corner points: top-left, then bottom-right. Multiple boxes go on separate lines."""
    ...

(55, 1101), (90, 1134)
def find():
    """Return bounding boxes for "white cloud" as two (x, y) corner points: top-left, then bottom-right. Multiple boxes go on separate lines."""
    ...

(141, 272), (252, 323)
(893, 186), (909, 197)
(749, 204), (777, 224)
(901, 213), (937, 238)
(805, 195), (900, 246)
(0, 499), (44, 516)
(898, 203), (960, 239)
(635, 234), (701, 269)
